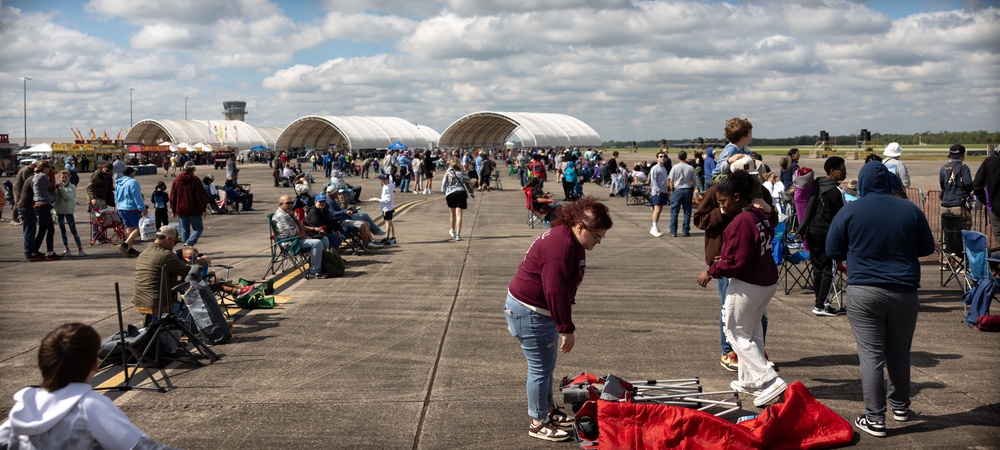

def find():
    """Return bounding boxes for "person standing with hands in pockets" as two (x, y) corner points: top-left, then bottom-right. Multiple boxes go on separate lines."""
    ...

(504, 197), (613, 442)
(697, 170), (786, 407)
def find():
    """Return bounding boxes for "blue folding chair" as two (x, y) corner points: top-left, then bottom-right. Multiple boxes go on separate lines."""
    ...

(961, 231), (999, 324)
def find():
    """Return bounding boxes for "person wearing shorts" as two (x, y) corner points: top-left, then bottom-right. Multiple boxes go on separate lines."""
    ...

(648, 151), (671, 237)
(113, 166), (147, 257)
(442, 160), (475, 241)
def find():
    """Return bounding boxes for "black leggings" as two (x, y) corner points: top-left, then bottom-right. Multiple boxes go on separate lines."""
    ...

(33, 204), (55, 254)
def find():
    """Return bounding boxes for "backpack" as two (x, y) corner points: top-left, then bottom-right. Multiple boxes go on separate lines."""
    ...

(322, 247), (346, 277)
(975, 315), (1000, 331)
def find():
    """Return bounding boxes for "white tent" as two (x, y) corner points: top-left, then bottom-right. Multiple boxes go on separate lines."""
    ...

(18, 143), (53, 155)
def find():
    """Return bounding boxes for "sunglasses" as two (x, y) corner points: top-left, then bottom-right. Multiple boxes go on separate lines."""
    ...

(280, 201), (294, 205)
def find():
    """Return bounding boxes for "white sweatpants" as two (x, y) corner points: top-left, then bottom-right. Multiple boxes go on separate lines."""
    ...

(723, 278), (779, 389)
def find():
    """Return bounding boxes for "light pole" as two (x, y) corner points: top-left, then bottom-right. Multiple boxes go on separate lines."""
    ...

(185, 97), (189, 120)
(21, 76), (30, 147)
(129, 88), (134, 127)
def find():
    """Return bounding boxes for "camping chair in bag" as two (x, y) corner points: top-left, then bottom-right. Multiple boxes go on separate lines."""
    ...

(940, 214), (968, 291)
(961, 230), (999, 324)
(263, 213), (311, 280)
(774, 221), (811, 294)
(524, 188), (547, 229)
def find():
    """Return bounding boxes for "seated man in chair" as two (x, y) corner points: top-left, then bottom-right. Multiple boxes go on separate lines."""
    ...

(133, 225), (211, 323)
(273, 194), (329, 279)
(224, 177), (254, 212)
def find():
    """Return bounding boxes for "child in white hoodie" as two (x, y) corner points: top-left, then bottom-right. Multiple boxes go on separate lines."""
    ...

(0, 323), (176, 450)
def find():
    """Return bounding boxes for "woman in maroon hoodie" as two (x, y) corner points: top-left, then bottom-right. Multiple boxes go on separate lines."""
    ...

(697, 170), (786, 407)
(505, 197), (613, 442)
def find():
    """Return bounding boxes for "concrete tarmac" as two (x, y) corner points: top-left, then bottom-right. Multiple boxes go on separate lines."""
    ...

(0, 156), (997, 449)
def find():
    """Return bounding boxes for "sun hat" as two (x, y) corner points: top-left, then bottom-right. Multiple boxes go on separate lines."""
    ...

(883, 142), (903, 158)
(845, 179), (858, 196)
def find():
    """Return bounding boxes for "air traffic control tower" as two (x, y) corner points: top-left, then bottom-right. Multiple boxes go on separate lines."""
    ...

(223, 101), (247, 121)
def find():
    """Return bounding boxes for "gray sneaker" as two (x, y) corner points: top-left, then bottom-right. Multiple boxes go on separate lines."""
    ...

(891, 408), (910, 422)
(752, 377), (787, 407)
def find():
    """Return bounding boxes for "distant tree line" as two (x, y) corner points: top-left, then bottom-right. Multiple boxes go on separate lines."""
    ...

(604, 130), (1000, 148)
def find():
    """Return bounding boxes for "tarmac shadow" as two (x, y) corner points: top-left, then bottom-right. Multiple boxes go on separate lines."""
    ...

(910, 351), (962, 368)
(777, 353), (859, 369)
(890, 402), (1000, 438)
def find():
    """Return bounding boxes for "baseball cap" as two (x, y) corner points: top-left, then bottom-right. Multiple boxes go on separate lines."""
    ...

(949, 144), (966, 158)
(314, 193), (327, 202)
(376, 173), (389, 179)
(156, 225), (181, 242)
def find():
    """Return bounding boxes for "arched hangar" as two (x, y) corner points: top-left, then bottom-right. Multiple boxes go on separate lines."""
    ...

(275, 115), (440, 152)
(124, 119), (282, 151)
(439, 112), (602, 149)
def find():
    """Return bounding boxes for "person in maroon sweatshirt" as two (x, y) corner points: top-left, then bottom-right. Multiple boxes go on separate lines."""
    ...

(697, 170), (786, 408)
(169, 161), (208, 246)
(504, 197), (613, 442)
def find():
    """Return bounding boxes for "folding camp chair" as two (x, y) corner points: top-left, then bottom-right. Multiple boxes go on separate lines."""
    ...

(524, 188), (547, 229)
(490, 172), (503, 190)
(961, 230), (999, 323)
(625, 177), (650, 206)
(263, 213), (311, 280)
(828, 261), (847, 312)
(940, 214), (968, 291)
(774, 221), (811, 294)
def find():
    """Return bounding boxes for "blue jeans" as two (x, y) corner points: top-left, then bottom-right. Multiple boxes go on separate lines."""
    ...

(518, 168), (527, 187)
(57, 214), (83, 249)
(300, 238), (325, 275)
(353, 212), (383, 234)
(177, 215), (204, 246)
(718, 277), (768, 355)
(19, 209), (37, 258)
(399, 177), (411, 192)
(669, 188), (693, 235)
(504, 293), (558, 420)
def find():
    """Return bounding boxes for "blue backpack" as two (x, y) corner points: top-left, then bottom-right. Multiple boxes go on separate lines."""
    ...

(963, 277), (996, 326)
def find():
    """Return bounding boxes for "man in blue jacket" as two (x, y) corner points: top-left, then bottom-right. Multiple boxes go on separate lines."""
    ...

(826, 161), (934, 439)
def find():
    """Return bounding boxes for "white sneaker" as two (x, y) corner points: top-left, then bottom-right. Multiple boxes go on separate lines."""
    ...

(753, 377), (787, 407)
(449, 229), (456, 238)
(729, 380), (763, 396)
(650, 227), (663, 237)
(454, 235), (462, 241)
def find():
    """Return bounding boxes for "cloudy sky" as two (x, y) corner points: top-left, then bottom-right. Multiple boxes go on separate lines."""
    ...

(1, 0), (998, 144)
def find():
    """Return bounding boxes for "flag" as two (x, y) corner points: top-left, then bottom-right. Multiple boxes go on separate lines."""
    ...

(116, 128), (123, 141)
(89, 128), (96, 140)
(103, 129), (109, 140)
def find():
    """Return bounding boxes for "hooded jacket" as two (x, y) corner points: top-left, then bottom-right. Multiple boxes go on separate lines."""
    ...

(114, 175), (146, 212)
(0, 383), (160, 450)
(169, 171), (208, 216)
(826, 162), (935, 292)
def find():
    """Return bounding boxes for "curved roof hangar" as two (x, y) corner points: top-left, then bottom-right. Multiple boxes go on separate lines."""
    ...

(275, 115), (440, 152)
(439, 112), (601, 148)
(124, 119), (282, 151)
